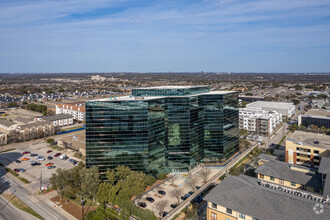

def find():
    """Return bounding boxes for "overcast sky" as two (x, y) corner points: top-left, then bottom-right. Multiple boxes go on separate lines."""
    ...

(1, 0), (330, 73)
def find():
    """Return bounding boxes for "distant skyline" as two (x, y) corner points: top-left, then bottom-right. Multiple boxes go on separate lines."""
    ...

(1, 0), (330, 73)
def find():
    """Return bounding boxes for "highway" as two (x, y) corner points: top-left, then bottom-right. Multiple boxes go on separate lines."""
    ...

(0, 168), (71, 220)
(163, 143), (257, 220)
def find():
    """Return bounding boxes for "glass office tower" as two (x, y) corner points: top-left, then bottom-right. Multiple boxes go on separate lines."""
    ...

(86, 86), (238, 174)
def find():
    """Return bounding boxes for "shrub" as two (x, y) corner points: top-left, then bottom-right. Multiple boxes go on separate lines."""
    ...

(156, 172), (168, 180)
(46, 138), (55, 144)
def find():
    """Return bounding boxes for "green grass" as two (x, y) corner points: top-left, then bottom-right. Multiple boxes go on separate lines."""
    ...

(74, 152), (85, 160)
(2, 194), (45, 220)
(278, 136), (287, 145)
(5, 168), (30, 183)
(50, 145), (64, 151)
(0, 148), (16, 153)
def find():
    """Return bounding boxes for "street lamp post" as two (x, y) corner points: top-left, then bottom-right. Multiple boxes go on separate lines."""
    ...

(81, 194), (85, 220)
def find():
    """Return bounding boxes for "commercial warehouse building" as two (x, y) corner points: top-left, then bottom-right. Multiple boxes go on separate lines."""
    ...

(246, 101), (295, 117)
(85, 86), (239, 174)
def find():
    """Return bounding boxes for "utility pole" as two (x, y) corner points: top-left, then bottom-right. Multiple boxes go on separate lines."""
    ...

(40, 170), (42, 192)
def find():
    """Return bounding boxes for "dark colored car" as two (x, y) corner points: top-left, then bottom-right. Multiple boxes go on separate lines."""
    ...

(31, 162), (41, 166)
(158, 190), (166, 195)
(314, 141), (319, 144)
(162, 212), (168, 217)
(48, 156), (53, 160)
(138, 202), (147, 208)
(14, 168), (20, 172)
(20, 168), (26, 172)
(30, 153), (38, 157)
(145, 197), (155, 203)
(54, 153), (61, 157)
(181, 195), (188, 200)
(23, 151), (30, 154)
(196, 186), (201, 190)
(15, 160), (21, 163)
(47, 150), (52, 153)
(188, 191), (194, 196)
(72, 160), (78, 165)
(170, 204), (178, 209)
(48, 165), (56, 169)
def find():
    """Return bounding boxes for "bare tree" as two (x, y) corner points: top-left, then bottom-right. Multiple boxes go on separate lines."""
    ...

(155, 200), (168, 217)
(185, 175), (198, 192)
(169, 174), (177, 185)
(199, 168), (211, 184)
(170, 188), (182, 204)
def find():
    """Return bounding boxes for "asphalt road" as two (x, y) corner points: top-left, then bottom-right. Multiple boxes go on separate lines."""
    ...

(163, 143), (257, 220)
(0, 168), (70, 220)
(0, 195), (37, 220)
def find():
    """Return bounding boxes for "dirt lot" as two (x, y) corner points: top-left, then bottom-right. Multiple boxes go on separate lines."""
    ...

(2, 108), (42, 120)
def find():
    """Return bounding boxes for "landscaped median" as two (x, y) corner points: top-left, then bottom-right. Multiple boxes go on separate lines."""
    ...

(5, 168), (30, 184)
(2, 193), (45, 220)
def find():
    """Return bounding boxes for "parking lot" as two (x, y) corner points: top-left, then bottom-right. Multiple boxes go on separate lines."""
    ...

(0, 142), (80, 192)
(137, 168), (222, 218)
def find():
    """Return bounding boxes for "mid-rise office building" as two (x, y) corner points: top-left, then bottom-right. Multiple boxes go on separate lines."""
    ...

(239, 107), (282, 137)
(298, 109), (330, 129)
(86, 86), (239, 174)
(246, 101), (295, 117)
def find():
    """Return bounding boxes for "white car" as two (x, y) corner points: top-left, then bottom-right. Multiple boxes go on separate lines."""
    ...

(59, 154), (68, 160)
(37, 156), (45, 161)
(29, 161), (37, 164)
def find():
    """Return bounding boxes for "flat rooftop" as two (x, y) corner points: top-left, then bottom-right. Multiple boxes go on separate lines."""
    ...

(247, 101), (294, 109)
(134, 85), (207, 89)
(91, 91), (236, 102)
(288, 130), (330, 150)
(304, 109), (330, 118)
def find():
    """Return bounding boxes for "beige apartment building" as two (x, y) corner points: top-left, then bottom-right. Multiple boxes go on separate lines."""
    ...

(204, 175), (330, 220)
(285, 131), (330, 168)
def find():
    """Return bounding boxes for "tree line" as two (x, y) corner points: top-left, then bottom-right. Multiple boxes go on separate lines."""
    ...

(50, 164), (158, 220)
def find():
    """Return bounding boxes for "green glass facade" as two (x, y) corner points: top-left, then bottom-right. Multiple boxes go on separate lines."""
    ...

(86, 87), (238, 174)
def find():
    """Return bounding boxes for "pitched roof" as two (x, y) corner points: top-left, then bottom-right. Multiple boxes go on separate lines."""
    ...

(204, 175), (330, 220)
(258, 153), (278, 162)
(318, 157), (330, 174)
(18, 121), (51, 130)
(255, 160), (322, 189)
(0, 120), (16, 127)
(40, 114), (73, 121)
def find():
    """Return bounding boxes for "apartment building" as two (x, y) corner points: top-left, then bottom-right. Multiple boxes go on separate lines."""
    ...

(246, 101), (295, 117)
(0, 120), (17, 134)
(285, 131), (330, 168)
(255, 160), (322, 194)
(55, 102), (85, 121)
(204, 175), (330, 220)
(0, 133), (7, 145)
(239, 107), (282, 136)
(35, 114), (73, 127)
